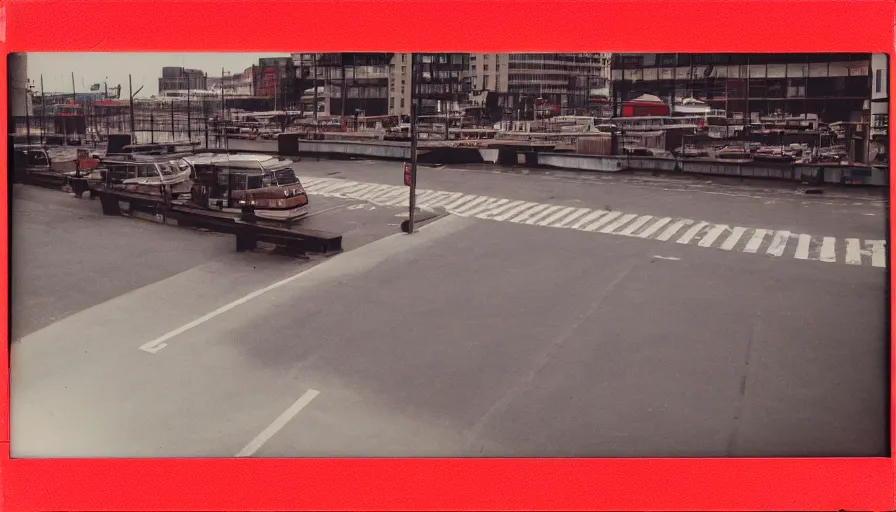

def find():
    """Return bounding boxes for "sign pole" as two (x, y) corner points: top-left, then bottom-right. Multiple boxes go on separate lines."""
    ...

(408, 53), (418, 234)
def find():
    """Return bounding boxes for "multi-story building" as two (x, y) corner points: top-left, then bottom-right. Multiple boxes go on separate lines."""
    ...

(293, 53), (391, 117)
(207, 66), (254, 95)
(871, 53), (888, 142)
(254, 57), (298, 109)
(469, 53), (610, 117)
(610, 53), (872, 124)
(158, 67), (207, 92)
(388, 53), (471, 116)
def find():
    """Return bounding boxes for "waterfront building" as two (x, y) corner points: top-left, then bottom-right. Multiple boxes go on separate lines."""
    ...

(159, 67), (207, 92)
(469, 53), (610, 118)
(388, 53), (471, 116)
(293, 53), (391, 117)
(610, 53), (872, 124)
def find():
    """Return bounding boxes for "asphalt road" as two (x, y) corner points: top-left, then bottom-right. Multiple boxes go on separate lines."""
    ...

(10, 162), (889, 458)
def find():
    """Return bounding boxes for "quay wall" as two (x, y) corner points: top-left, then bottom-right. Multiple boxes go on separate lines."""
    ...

(265, 135), (889, 187)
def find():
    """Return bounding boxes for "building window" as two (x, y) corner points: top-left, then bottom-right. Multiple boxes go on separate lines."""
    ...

(483, 65), (489, 71)
(401, 54), (407, 63)
(390, 98), (395, 108)
(876, 69), (883, 93)
(401, 98), (405, 108)
(874, 114), (888, 128)
(401, 66), (407, 74)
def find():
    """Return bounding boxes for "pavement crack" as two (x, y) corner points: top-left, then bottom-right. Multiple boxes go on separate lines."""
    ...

(461, 263), (638, 451)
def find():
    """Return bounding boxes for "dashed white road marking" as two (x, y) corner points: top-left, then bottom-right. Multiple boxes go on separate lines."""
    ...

(820, 237), (837, 263)
(554, 207), (591, 228)
(537, 206), (577, 226)
(599, 213), (638, 234)
(744, 229), (770, 254)
(618, 215), (654, 236)
(569, 210), (608, 229)
(235, 389), (320, 457)
(656, 219), (691, 242)
(305, 178), (886, 269)
(494, 201), (537, 221)
(698, 224), (728, 248)
(845, 238), (863, 265)
(676, 221), (709, 245)
(637, 217), (672, 239)
(653, 255), (682, 261)
(720, 226), (747, 251)
(794, 234), (812, 260)
(766, 230), (792, 257)
(868, 240), (887, 268)
(583, 211), (622, 232)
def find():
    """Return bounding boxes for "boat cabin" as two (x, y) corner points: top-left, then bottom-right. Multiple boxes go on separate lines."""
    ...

(96, 156), (193, 197)
(184, 153), (309, 222)
(11, 145), (78, 184)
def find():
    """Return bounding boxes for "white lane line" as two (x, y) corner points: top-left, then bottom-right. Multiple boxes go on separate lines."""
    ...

(235, 389), (320, 458)
(598, 213), (638, 234)
(138, 268), (317, 354)
(494, 201), (539, 221)
(868, 240), (887, 268)
(653, 255), (681, 261)
(845, 238), (863, 265)
(466, 198), (508, 217)
(675, 221), (709, 245)
(582, 211), (622, 232)
(569, 210), (608, 229)
(656, 219), (691, 242)
(820, 237), (837, 263)
(766, 230), (792, 257)
(554, 208), (591, 228)
(743, 229), (769, 254)
(537, 206), (577, 226)
(698, 224), (727, 248)
(794, 234), (812, 260)
(478, 200), (524, 220)
(617, 215), (653, 236)
(636, 217), (672, 239)
(720, 226), (747, 251)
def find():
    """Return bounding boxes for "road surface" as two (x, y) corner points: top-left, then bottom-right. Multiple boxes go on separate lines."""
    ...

(10, 162), (889, 458)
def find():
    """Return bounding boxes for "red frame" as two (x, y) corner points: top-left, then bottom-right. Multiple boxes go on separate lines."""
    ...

(2, 0), (895, 509)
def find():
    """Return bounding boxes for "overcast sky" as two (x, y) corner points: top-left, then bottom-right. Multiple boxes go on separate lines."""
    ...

(26, 53), (291, 96)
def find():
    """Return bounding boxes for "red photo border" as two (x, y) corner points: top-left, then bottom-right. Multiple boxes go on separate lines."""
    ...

(2, 0), (895, 509)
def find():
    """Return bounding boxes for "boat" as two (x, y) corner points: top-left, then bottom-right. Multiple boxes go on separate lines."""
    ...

(11, 144), (90, 188)
(180, 153), (310, 222)
(673, 97), (712, 116)
(81, 154), (195, 199)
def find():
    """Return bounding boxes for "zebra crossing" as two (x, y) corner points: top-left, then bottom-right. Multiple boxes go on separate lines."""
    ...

(302, 177), (888, 269)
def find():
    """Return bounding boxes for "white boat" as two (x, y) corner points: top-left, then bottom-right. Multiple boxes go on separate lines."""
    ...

(673, 97), (713, 115)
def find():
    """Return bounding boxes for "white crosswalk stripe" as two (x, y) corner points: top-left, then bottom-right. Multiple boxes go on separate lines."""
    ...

(304, 178), (886, 268)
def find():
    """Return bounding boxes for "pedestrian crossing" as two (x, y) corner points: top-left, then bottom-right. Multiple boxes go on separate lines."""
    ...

(302, 177), (888, 269)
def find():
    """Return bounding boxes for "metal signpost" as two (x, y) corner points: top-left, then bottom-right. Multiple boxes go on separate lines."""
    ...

(407, 53), (419, 234)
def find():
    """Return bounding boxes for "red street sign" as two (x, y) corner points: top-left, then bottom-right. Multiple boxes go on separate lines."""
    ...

(403, 162), (412, 186)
